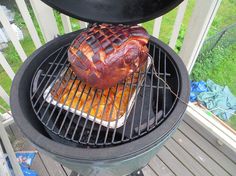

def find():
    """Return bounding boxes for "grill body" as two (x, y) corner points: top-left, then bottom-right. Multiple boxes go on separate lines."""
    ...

(43, 134), (172, 176)
(11, 30), (189, 176)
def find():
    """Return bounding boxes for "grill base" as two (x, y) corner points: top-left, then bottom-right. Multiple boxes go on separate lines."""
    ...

(70, 169), (144, 176)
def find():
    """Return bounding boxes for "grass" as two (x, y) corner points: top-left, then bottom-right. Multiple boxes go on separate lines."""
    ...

(0, 0), (236, 129)
(190, 0), (236, 130)
(191, 45), (236, 95)
(191, 44), (236, 130)
(226, 116), (236, 131)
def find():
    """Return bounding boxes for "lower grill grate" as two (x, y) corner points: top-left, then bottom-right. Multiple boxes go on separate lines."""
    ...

(30, 40), (180, 147)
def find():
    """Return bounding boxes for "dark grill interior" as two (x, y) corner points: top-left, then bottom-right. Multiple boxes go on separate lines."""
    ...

(30, 40), (180, 147)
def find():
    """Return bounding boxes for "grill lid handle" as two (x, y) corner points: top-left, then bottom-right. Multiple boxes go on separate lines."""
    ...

(41, 0), (183, 24)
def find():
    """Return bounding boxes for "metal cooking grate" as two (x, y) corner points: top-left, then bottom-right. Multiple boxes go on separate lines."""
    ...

(30, 41), (180, 147)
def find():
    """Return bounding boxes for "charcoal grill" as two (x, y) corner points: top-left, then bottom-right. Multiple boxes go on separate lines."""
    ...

(10, 0), (189, 176)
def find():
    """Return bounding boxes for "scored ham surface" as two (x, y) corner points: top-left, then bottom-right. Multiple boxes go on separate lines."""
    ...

(68, 24), (149, 89)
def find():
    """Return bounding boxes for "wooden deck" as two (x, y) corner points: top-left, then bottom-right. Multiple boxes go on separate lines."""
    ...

(6, 114), (236, 176)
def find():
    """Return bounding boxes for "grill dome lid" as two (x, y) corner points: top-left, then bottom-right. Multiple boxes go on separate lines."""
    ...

(41, 0), (183, 24)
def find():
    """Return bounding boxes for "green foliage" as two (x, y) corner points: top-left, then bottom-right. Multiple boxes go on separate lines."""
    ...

(0, 98), (9, 114)
(53, 10), (64, 35)
(143, 20), (154, 35)
(191, 44), (236, 96)
(191, 44), (236, 130)
(70, 17), (80, 31)
(226, 115), (236, 130)
(175, 26), (185, 52)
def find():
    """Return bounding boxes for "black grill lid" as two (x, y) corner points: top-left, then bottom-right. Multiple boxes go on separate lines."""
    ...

(41, 0), (183, 24)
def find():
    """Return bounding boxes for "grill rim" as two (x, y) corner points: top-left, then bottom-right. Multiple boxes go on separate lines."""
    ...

(10, 30), (189, 162)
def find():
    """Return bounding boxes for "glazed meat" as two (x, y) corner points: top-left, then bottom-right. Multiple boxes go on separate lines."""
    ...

(68, 24), (149, 89)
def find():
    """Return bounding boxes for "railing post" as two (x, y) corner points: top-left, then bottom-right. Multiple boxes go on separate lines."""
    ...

(0, 86), (9, 105)
(61, 14), (72, 33)
(79, 21), (88, 29)
(0, 118), (24, 176)
(152, 17), (163, 38)
(0, 52), (15, 80)
(15, 0), (42, 48)
(29, 0), (59, 42)
(169, 0), (188, 49)
(179, 0), (222, 73)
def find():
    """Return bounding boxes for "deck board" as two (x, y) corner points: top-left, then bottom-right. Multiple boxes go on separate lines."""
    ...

(157, 146), (194, 176)
(61, 165), (72, 175)
(7, 115), (236, 176)
(165, 138), (212, 176)
(142, 165), (157, 176)
(173, 130), (231, 176)
(179, 121), (236, 175)
(9, 123), (51, 176)
(184, 115), (236, 163)
(148, 155), (175, 176)
(39, 152), (68, 176)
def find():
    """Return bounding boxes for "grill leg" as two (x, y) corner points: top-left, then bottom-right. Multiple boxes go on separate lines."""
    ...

(129, 169), (144, 176)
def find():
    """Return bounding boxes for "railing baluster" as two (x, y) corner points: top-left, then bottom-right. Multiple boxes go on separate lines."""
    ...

(29, 0), (59, 42)
(0, 121), (24, 176)
(60, 14), (72, 33)
(0, 52), (15, 80)
(153, 16), (163, 38)
(15, 0), (42, 48)
(0, 6), (27, 61)
(169, 0), (188, 49)
(179, 0), (222, 72)
(0, 86), (9, 105)
(79, 21), (88, 29)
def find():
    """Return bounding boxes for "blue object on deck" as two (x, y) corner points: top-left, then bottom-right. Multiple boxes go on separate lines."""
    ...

(6, 151), (38, 176)
(198, 80), (236, 121)
(190, 80), (208, 102)
(15, 152), (38, 176)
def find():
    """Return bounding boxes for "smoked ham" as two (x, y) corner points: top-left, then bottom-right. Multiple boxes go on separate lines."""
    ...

(68, 24), (149, 89)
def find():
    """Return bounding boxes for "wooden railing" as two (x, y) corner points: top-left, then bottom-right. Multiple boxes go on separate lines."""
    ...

(0, 0), (221, 112)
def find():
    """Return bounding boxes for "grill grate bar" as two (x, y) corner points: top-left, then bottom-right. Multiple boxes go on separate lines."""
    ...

(95, 88), (112, 144)
(163, 53), (167, 117)
(86, 90), (105, 144)
(103, 85), (119, 144)
(45, 69), (74, 126)
(111, 83), (128, 143)
(128, 64), (144, 139)
(78, 89), (98, 142)
(31, 47), (64, 99)
(48, 62), (65, 66)
(121, 69), (139, 142)
(36, 65), (70, 121)
(155, 47), (161, 125)
(64, 83), (87, 138)
(51, 75), (77, 130)
(57, 80), (82, 134)
(32, 47), (69, 107)
(137, 60), (149, 136)
(71, 87), (93, 142)
(147, 44), (154, 131)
